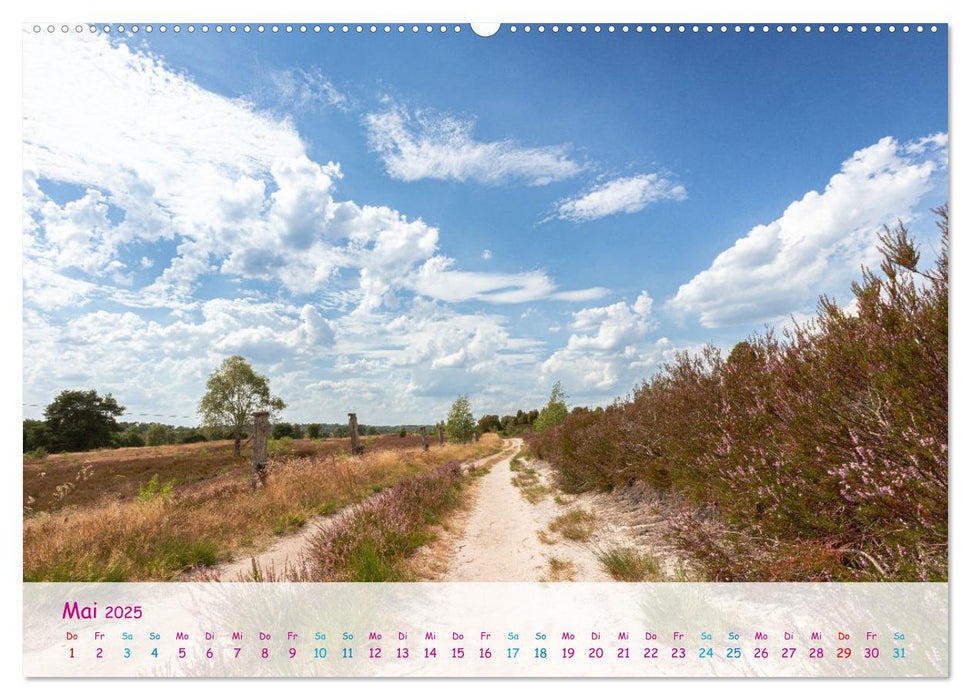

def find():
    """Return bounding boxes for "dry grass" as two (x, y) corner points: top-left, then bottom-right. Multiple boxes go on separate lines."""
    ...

(23, 434), (502, 582)
(23, 434), (432, 514)
(548, 508), (597, 542)
(542, 557), (577, 582)
(536, 529), (557, 545)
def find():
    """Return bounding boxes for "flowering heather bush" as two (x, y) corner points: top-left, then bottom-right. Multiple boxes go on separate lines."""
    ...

(300, 462), (466, 581)
(540, 209), (948, 582)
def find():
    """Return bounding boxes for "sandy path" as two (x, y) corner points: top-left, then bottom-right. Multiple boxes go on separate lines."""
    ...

(444, 439), (612, 582)
(204, 446), (516, 582)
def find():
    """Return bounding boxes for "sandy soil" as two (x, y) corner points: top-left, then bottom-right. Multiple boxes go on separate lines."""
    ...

(436, 444), (691, 582)
(443, 440), (611, 582)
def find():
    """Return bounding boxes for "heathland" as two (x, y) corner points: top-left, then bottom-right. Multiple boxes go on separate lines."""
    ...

(24, 434), (503, 581)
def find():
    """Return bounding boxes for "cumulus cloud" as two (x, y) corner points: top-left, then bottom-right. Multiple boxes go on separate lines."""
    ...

(667, 135), (947, 328)
(18, 31), (626, 423)
(23, 31), (598, 316)
(23, 297), (337, 421)
(555, 173), (687, 222)
(540, 291), (660, 392)
(365, 103), (584, 186)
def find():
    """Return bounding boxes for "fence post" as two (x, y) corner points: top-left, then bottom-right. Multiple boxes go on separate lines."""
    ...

(348, 412), (364, 455)
(420, 426), (429, 451)
(438, 426), (444, 447)
(251, 411), (270, 489)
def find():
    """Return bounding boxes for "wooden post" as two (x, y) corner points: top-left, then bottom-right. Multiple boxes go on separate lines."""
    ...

(438, 426), (444, 447)
(348, 413), (363, 455)
(251, 411), (270, 489)
(420, 426), (429, 451)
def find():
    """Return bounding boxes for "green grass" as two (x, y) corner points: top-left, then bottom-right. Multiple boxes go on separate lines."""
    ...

(317, 499), (339, 516)
(548, 508), (596, 541)
(272, 511), (308, 535)
(596, 546), (661, 581)
(346, 541), (407, 582)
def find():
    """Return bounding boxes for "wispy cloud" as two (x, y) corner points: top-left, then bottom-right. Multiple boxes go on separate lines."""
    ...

(409, 256), (606, 305)
(667, 134), (947, 328)
(266, 67), (349, 112)
(554, 173), (686, 222)
(365, 102), (584, 186)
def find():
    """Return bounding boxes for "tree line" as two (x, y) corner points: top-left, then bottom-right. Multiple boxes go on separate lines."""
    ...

(22, 356), (549, 457)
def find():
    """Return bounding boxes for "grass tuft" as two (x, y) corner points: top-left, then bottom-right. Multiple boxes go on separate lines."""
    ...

(542, 557), (577, 582)
(596, 546), (661, 581)
(548, 508), (596, 541)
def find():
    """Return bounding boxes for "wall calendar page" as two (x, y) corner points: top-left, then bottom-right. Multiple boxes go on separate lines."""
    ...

(18, 5), (951, 687)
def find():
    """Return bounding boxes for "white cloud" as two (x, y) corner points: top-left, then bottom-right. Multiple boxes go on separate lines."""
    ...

(23, 32), (599, 316)
(555, 173), (686, 222)
(540, 291), (659, 392)
(409, 256), (606, 305)
(482, 249), (492, 261)
(365, 103), (584, 186)
(24, 297), (339, 419)
(667, 135), (947, 328)
(549, 287), (611, 303)
(19, 32), (620, 424)
(265, 67), (348, 112)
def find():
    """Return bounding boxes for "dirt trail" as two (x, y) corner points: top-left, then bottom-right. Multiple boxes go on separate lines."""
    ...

(443, 439), (612, 582)
(202, 444), (517, 582)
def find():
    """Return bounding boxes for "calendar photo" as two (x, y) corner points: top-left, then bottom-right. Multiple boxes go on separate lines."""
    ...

(21, 20), (948, 678)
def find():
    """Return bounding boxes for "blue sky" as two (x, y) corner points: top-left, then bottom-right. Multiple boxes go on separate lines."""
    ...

(22, 24), (947, 425)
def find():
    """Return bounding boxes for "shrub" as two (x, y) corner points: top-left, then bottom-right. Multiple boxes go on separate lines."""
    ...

(307, 424), (322, 439)
(115, 428), (145, 448)
(24, 446), (48, 460)
(301, 463), (465, 581)
(541, 210), (949, 582)
(145, 423), (177, 446)
(272, 422), (301, 439)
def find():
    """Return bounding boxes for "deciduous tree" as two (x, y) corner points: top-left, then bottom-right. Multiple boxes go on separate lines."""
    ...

(43, 389), (125, 452)
(445, 395), (476, 443)
(198, 356), (285, 456)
